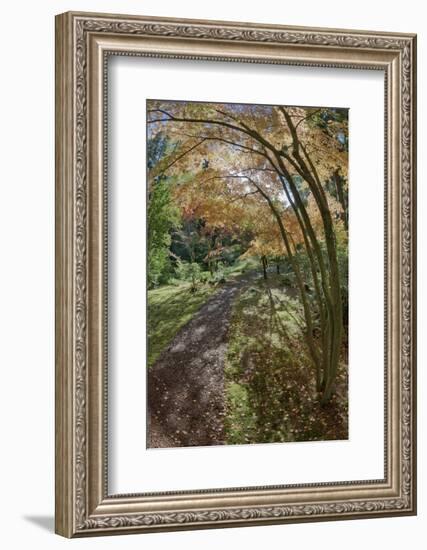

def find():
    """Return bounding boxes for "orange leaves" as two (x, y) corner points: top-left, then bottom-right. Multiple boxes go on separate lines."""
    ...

(147, 99), (349, 258)
(173, 166), (277, 239)
(241, 206), (304, 259)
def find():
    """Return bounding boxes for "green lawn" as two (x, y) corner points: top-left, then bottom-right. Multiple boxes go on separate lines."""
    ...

(224, 274), (348, 445)
(147, 258), (259, 367)
(147, 283), (215, 367)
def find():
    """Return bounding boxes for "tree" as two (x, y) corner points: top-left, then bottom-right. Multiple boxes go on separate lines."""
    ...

(147, 101), (348, 404)
(147, 135), (181, 287)
(240, 209), (285, 279)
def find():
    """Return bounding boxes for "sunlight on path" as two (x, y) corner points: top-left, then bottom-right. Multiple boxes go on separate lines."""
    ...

(147, 274), (258, 448)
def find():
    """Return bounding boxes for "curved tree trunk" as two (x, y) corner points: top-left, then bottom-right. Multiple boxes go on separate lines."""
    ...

(149, 106), (346, 404)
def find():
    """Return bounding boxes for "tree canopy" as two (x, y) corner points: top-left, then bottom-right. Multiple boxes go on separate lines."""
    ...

(147, 100), (348, 404)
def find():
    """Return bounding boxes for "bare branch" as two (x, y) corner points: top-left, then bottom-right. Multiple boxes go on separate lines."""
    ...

(157, 139), (207, 174)
(229, 190), (260, 203)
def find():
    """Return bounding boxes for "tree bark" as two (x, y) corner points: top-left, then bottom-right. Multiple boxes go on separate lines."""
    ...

(261, 256), (268, 279)
(148, 107), (346, 403)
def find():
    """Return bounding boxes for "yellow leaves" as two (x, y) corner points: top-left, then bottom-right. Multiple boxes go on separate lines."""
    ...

(305, 192), (347, 243)
(241, 207), (304, 259)
(147, 99), (349, 257)
(172, 172), (250, 232)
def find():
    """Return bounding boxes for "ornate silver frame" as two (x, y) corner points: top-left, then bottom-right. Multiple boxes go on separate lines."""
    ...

(55, 11), (417, 537)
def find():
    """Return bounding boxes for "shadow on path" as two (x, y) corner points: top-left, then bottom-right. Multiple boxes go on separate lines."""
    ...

(147, 274), (257, 448)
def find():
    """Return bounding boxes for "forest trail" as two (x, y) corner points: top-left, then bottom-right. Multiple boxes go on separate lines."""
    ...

(147, 273), (258, 448)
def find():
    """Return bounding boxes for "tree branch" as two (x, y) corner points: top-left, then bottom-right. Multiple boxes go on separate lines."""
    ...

(157, 139), (207, 174)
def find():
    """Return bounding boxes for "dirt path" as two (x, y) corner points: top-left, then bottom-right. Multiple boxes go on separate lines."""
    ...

(147, 273), (257, 448)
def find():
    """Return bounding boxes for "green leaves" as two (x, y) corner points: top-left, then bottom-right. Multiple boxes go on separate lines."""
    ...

(147, 171), (181, 288)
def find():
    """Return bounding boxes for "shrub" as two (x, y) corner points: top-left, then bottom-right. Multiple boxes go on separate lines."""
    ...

(175, 260), (202, 291)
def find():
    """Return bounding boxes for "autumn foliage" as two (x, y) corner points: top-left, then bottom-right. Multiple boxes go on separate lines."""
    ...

(147, 100), (348, 405)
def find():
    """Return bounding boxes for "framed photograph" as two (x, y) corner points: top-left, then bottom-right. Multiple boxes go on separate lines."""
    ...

(55, 11), (417, 537)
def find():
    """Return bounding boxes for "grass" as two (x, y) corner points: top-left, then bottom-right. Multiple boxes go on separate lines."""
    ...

(220, 257), (259, 278)
(224, 273), (348, 445)
(147, 282), (215, 367)
(147, 258), (259, 367)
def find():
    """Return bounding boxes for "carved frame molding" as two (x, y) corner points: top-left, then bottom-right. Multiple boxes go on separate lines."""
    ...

(55, 11), (416, 537)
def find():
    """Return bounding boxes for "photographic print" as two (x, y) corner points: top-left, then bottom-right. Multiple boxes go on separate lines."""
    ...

(147, 99), (349, 449)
